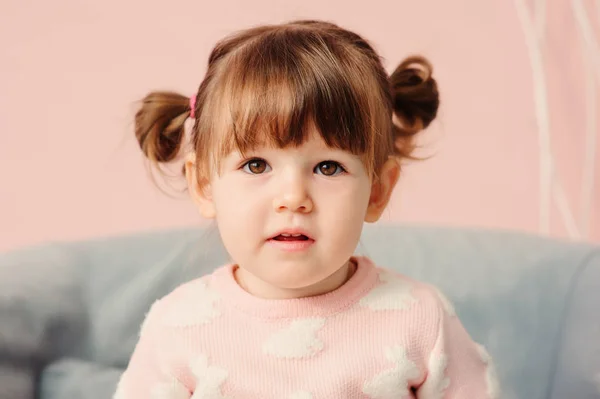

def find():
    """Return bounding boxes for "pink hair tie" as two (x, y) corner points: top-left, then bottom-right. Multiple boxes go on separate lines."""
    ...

(189, 94), (197, 119)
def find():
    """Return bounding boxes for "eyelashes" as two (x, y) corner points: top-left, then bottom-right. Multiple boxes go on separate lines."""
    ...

(240, 158), (347, 176)
(242, 158), (271, 174)
(314, 161), (346, 176)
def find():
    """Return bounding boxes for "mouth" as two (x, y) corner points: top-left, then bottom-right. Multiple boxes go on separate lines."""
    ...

(270, 233), (311, 242)
(267, 230), (315, 252)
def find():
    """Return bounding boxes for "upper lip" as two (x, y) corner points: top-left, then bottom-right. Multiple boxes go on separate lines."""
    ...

(269, 228), (313, 240)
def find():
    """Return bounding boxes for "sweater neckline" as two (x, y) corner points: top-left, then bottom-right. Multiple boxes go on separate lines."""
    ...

(210, 256), (379, 319)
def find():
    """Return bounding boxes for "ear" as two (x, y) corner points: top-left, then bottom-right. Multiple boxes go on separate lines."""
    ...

(364, 158), (400, 223)
(185, 155), (216, 219)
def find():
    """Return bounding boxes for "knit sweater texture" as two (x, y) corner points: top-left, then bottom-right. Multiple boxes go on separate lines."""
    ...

(114, 256), (500, 398)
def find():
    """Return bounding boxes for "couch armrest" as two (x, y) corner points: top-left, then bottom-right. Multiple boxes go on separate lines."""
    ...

(0, 362), (35, 399)
(39, 358), (122, 399)
(0, 243), (88, 388)
(550, 250), (600, 398)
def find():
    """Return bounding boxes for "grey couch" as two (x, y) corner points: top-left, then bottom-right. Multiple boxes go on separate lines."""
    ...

(1, 225), (599, 399)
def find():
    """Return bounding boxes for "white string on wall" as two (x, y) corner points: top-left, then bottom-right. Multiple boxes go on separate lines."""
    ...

(513, 0), (598, 240)
(571, 0), (599, 238)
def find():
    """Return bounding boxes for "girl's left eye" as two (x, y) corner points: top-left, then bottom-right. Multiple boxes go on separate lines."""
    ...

(315, 161), (346, 176)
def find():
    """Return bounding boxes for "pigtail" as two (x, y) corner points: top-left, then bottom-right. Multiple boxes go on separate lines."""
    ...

(134, 91), (192, 165)
(389, 56), (439, 158)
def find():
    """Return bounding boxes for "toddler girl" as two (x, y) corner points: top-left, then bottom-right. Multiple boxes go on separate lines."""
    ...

(114, 19), (500, 399)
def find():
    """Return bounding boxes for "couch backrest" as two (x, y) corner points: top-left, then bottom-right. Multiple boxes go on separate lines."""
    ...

(3, 225), (599, 399)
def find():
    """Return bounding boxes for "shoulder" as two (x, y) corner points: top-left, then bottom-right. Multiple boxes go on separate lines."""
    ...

(358, 262), (455, 321)
(355, 262), (460, 357)
(139, 268), (226, 334)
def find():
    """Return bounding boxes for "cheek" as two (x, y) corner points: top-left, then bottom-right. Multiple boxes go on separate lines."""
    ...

(211, 181), (261, 260)
(212, 177), (267, 228)
(314, 181), (369, 261)
(316, 178), (371, 229)
(318, 177), (371, 210)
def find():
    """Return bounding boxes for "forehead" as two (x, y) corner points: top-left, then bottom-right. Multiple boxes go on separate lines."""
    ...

(233, 128), (342, 155)
(211, 116), (362, 165)
(207, 90), (369, 164)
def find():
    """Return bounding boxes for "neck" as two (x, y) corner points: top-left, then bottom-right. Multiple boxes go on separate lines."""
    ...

(234, 259), (357, 300)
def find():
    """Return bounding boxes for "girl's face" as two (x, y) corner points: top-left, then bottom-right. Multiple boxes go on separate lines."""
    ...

(186, 130), (399, 299)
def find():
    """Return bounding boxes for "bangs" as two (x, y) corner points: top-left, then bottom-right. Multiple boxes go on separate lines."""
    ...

(206, 29), (380, 163)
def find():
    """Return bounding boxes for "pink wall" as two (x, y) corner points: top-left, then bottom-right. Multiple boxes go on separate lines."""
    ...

(1, 0), (599, 252)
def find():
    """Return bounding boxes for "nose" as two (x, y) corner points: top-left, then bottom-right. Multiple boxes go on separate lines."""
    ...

(273, 172), (313, 214)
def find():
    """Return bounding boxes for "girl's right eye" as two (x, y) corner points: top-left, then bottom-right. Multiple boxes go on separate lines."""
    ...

(241, 158), (271, 174)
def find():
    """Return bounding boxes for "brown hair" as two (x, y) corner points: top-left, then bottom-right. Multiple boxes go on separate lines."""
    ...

(135, 20), (439, 186)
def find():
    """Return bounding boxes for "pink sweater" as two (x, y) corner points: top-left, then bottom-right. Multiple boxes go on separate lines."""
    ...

(114, 256), (500, 398)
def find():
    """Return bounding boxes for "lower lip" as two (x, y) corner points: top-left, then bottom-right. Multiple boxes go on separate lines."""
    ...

(267, 238), (315, 252)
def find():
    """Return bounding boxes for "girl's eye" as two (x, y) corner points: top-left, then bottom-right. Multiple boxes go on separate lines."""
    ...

(315, 161), (345, 176)
(242, 158), (271, 174)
